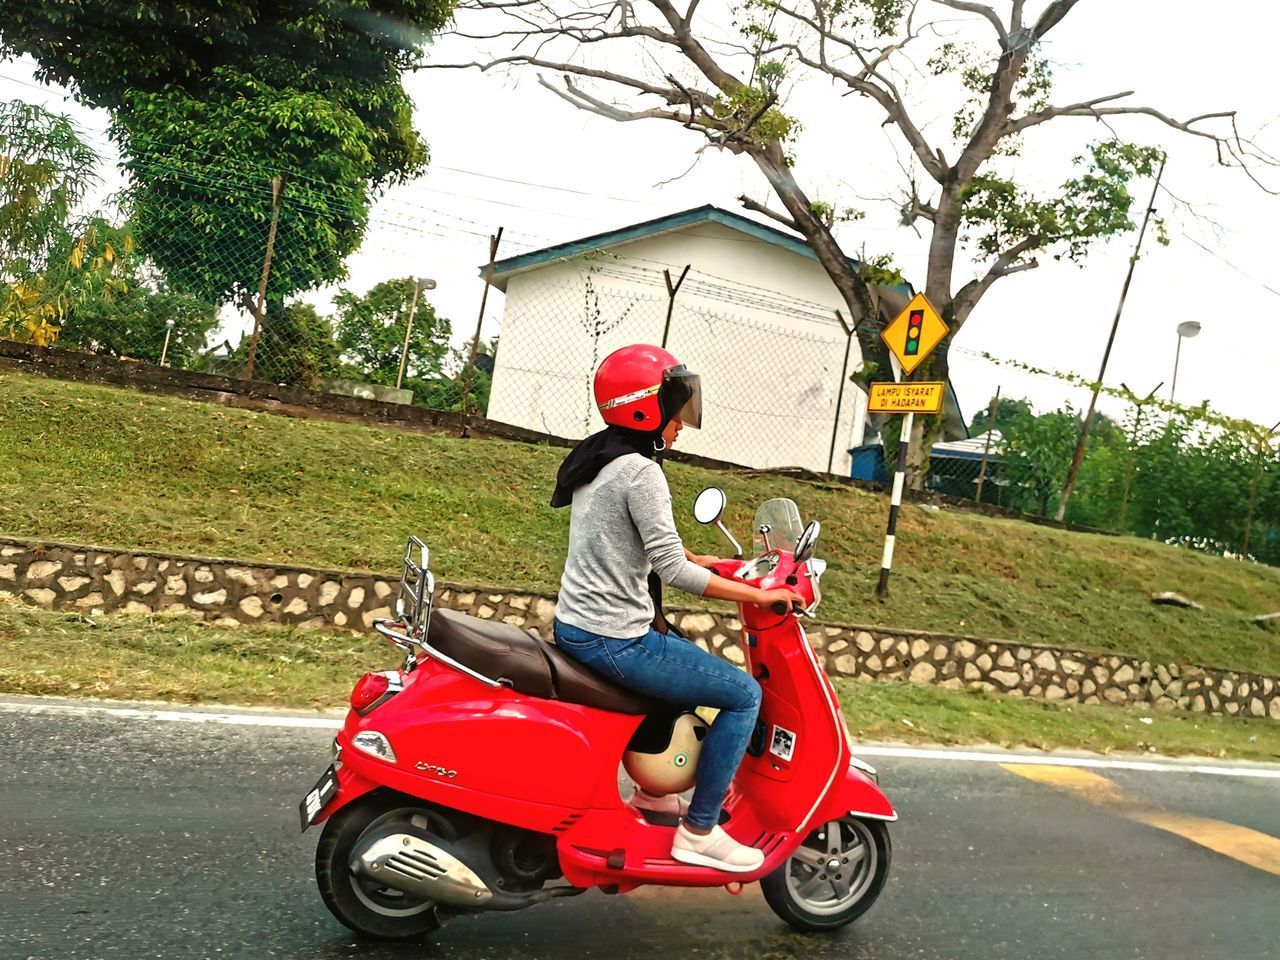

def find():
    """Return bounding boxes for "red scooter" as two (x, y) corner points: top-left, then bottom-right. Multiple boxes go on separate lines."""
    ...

(300, 488), (895, 939)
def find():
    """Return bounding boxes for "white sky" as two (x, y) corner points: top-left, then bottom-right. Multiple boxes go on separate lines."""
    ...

(2, 0), (1277, 432)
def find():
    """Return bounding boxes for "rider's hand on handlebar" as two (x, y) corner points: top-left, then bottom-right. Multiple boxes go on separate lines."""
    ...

(756, 587), (807, 615)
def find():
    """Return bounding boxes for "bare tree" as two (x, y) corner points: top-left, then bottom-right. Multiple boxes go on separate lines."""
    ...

(429, 0), (1274, 482)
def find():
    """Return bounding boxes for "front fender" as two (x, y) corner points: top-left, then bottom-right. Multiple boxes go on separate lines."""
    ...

(810, 760), (897, 829)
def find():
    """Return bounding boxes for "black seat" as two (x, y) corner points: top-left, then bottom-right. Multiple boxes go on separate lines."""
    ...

(426, 609), (664, 715)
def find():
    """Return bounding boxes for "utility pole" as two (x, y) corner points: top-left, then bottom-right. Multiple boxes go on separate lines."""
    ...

(1056, 157), (1165, 521)
(245, 175), (284, 381)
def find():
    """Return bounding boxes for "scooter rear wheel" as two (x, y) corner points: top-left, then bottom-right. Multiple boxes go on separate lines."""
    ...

(761, 816), (891, 933)
(315, 793), (452, 940)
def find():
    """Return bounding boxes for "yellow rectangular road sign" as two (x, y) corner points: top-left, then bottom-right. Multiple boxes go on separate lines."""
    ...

(881, 292), (949, 375)
(867, 381), (946, 414)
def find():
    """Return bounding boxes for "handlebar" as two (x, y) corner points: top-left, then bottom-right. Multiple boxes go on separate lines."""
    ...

(770, 599), (814, 618)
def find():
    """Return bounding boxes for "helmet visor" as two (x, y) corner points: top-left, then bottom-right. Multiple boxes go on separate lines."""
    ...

(660, 366), (702, 429)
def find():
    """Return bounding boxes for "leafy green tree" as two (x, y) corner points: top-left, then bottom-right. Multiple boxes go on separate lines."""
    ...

(220, 302), (342, 388)
(0, 100), (113, 343)
(966, 395), (1034, 438)
(1000, 405), (1080, 517)
(989, 399), (1278, 565)
(58, 261), (219, 367)
(443, 0), (1268, 480)
(2, 1), (455, 315)
(0, 100), (96, 273)
(334, 277), (451, 386)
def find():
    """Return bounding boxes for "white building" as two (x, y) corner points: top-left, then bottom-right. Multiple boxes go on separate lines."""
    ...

(482, 205), (911, 474)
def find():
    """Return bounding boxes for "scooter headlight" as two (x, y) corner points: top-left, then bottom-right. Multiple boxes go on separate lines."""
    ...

(352, 730), (397, 764)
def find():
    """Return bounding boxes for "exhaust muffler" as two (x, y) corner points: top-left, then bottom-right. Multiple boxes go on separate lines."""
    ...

(353, 833), (494, 907)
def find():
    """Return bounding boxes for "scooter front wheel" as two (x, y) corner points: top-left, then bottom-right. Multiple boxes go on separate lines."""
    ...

(315, 793), (452, 940)
(761, 816), (891, 933)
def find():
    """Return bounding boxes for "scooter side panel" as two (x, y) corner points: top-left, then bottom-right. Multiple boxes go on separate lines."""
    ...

(332, 661), (644, 830)
(331, 750), (587, 834)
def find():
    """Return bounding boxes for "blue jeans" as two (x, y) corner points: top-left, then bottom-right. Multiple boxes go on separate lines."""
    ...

(553, 619), (762, 830)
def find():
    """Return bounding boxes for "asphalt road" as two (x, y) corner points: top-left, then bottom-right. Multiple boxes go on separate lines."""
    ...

(2, 697), (1278, 960)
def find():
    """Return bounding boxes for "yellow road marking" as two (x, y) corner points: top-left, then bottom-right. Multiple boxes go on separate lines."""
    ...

(1131, 810), (1280, 876)
(999, 764), (1130, 806)
(1002, 763), (1280, 877)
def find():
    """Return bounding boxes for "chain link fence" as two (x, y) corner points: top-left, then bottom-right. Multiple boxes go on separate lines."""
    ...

(939, 351), (1280, 565)
(488, 267), (860, 472)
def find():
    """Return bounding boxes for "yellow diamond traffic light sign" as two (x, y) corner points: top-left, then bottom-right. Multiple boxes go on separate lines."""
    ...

(882, 292), (948, 376)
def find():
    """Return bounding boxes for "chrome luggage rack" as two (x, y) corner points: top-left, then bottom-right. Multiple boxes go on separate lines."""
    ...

(371, 536), (501, 688)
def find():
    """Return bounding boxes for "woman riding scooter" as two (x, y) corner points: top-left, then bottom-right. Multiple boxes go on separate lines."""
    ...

(550, 344), (805, 874)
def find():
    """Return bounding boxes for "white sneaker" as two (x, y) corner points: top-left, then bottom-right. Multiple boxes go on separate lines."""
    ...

(671, 823), (765, 873)
(629, 789), (689, 818)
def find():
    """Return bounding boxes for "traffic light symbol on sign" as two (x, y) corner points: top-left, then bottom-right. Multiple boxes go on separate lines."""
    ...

(881, 292), (947, 375)
(904, 310), (924, 356)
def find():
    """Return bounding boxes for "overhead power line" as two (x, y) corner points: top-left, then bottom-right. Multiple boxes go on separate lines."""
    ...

(1182, 233), (1280, 299)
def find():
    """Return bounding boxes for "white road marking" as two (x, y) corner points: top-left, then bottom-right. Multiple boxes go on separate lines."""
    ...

(0, 697), (341, 730)
(855, 745), (1280, 780)
(3, 696), (1278, 780)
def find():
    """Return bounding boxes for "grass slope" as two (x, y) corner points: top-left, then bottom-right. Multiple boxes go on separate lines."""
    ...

(1, 370), (1278, 675)
(2, 603), (1275, 761)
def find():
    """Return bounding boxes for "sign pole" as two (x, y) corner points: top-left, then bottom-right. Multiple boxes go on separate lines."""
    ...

(873, 292), (949, 601)
(877, 408), (913, 599)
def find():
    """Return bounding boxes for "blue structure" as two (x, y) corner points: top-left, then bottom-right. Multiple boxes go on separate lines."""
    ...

(850, 433), (1005, 502)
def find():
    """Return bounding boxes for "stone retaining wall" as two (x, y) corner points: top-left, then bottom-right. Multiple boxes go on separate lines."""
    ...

(2, 534), (1277, 720)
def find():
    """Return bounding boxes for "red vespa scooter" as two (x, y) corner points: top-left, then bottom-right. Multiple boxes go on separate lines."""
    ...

(300, 488), (895, 939)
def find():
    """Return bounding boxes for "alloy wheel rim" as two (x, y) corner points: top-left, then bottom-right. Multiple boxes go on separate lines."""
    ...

(783, 817), (876, 916)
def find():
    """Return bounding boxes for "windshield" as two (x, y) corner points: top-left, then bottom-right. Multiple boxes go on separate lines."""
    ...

(753, 498), (803, 556)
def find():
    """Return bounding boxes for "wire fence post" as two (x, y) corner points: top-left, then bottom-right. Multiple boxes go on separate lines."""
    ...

(974, 385), (1001, 504)
(826, 309), (854, 476)
(1116, 380), (1164, 530)
(1242, 418), (1280, 559)
(460, 228), (503, 432)
(244, 175), (284, 382)
(660, 264), (690, 349)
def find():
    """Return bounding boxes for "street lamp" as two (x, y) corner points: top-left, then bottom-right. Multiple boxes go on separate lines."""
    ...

(396, 277), (437, 391)
(1170, 320), (1201, 405)
(159, 317), (175, 367)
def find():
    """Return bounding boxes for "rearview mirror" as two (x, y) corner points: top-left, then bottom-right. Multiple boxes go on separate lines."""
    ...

(693, 487), (727, 525)
(794, 520), (821, 563)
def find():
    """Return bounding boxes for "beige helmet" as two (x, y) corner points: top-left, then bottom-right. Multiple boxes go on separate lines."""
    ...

(623, 711), (709, 796)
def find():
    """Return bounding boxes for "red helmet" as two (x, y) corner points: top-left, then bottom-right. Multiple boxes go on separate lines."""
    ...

(594, 344), (703, 431)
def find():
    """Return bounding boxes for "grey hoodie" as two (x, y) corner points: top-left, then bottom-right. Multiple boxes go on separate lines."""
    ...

(554, 453), (711, 639)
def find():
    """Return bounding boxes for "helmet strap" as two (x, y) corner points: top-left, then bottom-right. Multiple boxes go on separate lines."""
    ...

(653, 438), (667, 452)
